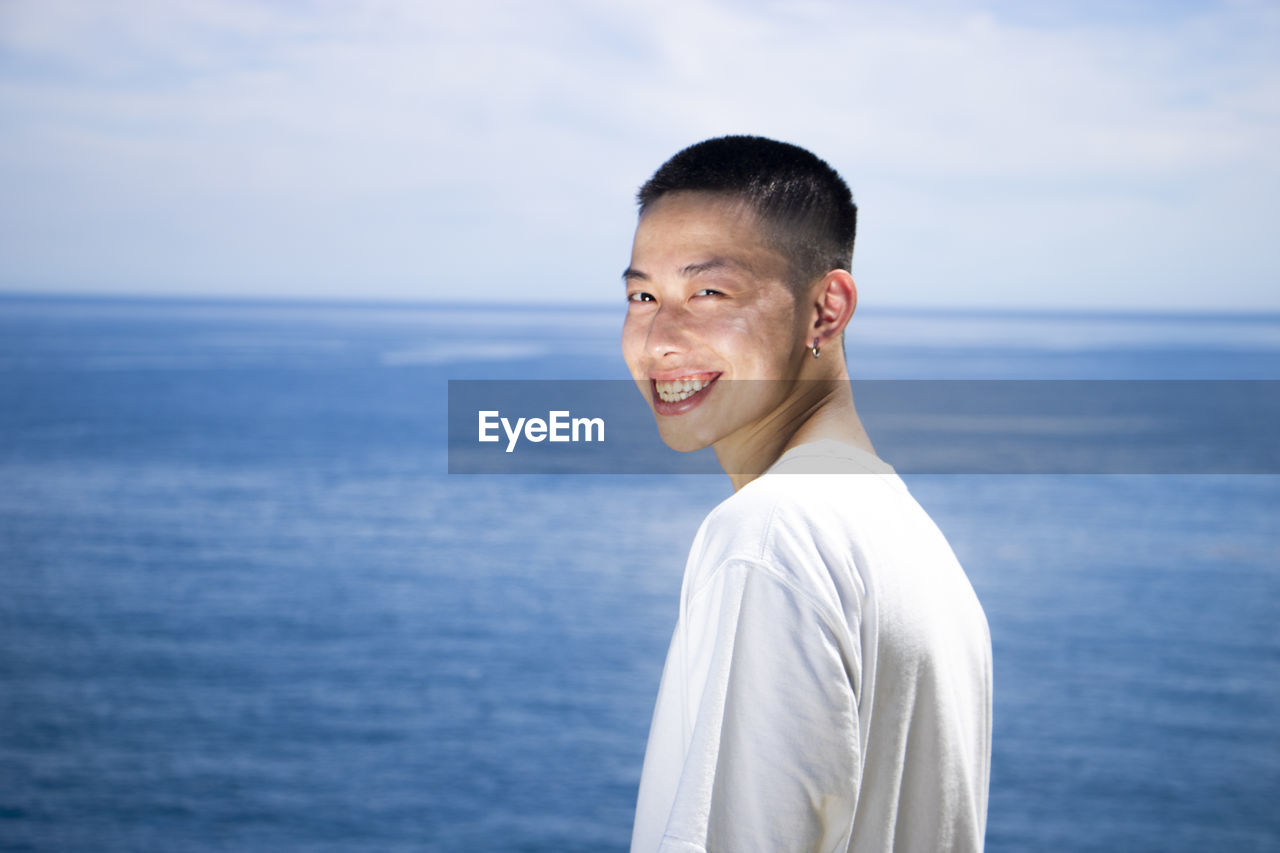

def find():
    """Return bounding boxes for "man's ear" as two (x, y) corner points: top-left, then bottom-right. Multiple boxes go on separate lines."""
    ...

(809, 270), (857, 349)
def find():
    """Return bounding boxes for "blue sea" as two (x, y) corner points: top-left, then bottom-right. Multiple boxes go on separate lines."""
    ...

(1, 295), (1277, 852)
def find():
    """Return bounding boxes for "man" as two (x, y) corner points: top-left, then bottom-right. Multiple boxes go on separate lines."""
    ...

(623, 136), (992, 852)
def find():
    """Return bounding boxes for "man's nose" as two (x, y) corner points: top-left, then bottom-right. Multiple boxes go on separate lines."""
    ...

(646, 303), (692, 359)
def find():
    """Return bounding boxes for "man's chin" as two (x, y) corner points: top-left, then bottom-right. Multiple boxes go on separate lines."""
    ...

(654, 422), (716, 454)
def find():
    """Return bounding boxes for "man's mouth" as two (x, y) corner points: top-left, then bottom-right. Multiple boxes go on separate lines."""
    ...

(650, 372), (720, 414)
(654, 374), (715, 402)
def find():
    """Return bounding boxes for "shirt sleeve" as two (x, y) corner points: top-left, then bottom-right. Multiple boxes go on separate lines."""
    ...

(658, 558), (861, 853)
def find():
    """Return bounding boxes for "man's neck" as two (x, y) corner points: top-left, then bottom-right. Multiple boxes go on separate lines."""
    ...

(715, 375), (875, 492)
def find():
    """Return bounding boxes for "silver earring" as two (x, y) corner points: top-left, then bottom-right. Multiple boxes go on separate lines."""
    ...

(812, 338), (821, 358)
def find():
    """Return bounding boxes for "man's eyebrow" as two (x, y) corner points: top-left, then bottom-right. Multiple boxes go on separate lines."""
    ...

(681, 258), (739, 277)
(622, 257), (753, 283)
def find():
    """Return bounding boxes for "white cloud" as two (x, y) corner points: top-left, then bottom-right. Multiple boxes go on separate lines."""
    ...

(0, 0), (1277, 308)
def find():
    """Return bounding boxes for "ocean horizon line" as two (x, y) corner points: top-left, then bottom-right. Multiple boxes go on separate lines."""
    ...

(2, 288), (1279, 323)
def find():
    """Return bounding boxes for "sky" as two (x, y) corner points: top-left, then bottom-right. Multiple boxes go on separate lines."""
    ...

(0, 0), (1277, 310)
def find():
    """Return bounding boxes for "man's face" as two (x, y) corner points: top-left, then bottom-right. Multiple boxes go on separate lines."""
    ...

(622, 191), (810, 453)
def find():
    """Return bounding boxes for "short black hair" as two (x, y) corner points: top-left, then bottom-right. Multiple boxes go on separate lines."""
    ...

(637, 135), (857, 287)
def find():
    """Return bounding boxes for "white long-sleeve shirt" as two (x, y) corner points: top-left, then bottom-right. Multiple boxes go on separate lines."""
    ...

(631, 441), (992, 852)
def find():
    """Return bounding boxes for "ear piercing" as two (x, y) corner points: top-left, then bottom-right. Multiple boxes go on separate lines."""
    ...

(812, 339), (821, 358)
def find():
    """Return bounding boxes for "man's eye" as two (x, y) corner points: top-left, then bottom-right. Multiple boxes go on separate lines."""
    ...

(627, 292), (655, 303)
(694, 288), (723, 297)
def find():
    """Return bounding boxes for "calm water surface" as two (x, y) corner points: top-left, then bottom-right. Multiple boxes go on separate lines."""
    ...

(1, 296), (1277, 851)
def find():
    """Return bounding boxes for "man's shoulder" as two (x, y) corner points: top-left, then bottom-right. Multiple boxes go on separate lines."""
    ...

(703, 441), (908, 538)
(687, 443), (912, 594)
(689, 440), (970, 599)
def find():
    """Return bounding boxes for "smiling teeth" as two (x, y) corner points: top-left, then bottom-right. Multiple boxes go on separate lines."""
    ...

(655, 376), (712, 403)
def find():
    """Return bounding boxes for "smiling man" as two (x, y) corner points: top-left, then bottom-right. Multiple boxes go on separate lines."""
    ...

(623, 136), (992, 852)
